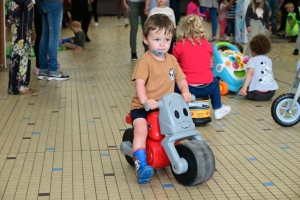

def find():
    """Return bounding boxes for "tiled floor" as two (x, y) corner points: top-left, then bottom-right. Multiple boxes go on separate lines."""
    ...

(1, 17), (300, 200)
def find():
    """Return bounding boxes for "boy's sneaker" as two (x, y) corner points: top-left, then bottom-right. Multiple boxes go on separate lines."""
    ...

(131, 53), (138, 61)
(47, 71), (69, 81)
(226, 36), (230, 41)
(219, 37), (226, 41)
(214, 105), (231, 120)
(38, 71), (48, 80)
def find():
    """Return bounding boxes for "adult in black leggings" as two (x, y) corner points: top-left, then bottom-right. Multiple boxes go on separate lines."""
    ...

(91, 0), (98, 26)
(71, 0), (93, 42)
(34, 4), (42, 74)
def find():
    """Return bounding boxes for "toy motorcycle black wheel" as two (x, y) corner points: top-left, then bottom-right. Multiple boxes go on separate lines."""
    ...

(271, 93), (300, 127)
(171, 140), (215, 186)
(122, 128), (135, 166)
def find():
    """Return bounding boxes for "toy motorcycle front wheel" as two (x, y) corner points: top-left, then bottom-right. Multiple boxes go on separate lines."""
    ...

(171, 140), (215, 186)
(271, 93), (300, 127)
(122, 128), (135, 166)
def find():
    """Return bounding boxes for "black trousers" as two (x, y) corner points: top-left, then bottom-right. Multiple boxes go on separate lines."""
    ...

(91, 0), (98, 23)
(246, 90), (276, 101)
(8, 3), (34, 94)
(34, 4), (42, 68)
(71, 0), (92, 36)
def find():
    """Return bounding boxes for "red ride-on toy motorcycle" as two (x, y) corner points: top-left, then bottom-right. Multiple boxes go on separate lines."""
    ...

(120, 93), (215, 186)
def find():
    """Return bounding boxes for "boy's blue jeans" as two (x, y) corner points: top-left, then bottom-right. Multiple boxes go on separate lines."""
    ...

(175, 77), (222, 110)
(35, 1), (62, 74)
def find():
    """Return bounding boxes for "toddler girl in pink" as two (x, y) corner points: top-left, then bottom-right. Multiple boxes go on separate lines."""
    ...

(186, 0), (204, 17)
(219, 0), (228, 40)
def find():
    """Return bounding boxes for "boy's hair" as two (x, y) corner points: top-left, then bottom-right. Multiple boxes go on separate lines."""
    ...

(231, 42), (243, 53)
(70, 21), (82, 28)
(176, 14), (208, 46)
(249, 34), (271, 55)
(285, 3), (294, 9)
(143, 14), (175, 38)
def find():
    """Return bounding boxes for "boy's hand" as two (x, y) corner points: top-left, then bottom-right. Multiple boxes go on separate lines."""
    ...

(264, 29), (269, 35)
(238, 86), (247, 96)
(143, 99), (158, 110)
(247, 26), (251, 33)
(181, 92), (192, 103)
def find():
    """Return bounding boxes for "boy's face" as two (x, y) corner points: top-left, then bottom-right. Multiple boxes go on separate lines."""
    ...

(71, 26), (80, 33)
(156, 0), (168, 7)
(143, 28), (173, 60)
(286, 6), (294, 12)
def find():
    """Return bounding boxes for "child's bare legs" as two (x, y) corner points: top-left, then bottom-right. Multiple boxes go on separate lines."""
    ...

(132, 117), (154, 184)
(132, 118), (148, 150)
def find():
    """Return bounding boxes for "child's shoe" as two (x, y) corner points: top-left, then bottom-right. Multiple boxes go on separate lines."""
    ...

(226, 36), (230, 41)
(293, 49), (299, 55)
(214, 105), (231, 120)
(118, 19), (122, 27)
(133, 149), (154, 184)
(219, 37), (226, 41)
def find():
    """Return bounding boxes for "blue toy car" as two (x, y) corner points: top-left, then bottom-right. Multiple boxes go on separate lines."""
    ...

(213, 42), (247, 95)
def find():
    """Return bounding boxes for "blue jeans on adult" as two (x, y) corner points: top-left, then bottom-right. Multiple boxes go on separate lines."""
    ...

(226, 18), (235, 37)
(266, 0), (279, 33)
(175, 77), (222, 109)
(35, 1), (62, 74)
(200, 6), (218, 38)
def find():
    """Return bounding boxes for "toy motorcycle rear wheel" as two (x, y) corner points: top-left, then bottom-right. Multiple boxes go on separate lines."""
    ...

(271, 93), (300, 127)
(171, 140), (215, 186)
(122, 128), (135, 166)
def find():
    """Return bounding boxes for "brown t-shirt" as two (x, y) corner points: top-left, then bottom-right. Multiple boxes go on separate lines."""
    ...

(130, 51), (186, 110)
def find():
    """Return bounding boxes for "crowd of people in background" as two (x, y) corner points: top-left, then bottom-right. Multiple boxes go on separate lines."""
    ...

(4, 0), (298, 95)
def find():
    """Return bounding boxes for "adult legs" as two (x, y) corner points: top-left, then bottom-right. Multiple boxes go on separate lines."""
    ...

(170, 0), (181, 26)
(36, 1), (62, 73)
(91, 0), (98, 23)
(8, 3), (34, 94)
(209, 7), (218, 38)
(34, 4), (42, 69)
(267, 0), (280, 34)
(127, 1), (148, 54)
(139, 2), (148, 52)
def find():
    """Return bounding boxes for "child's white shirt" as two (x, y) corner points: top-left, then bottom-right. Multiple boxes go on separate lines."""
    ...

(148, 7), (176, 28)
(247, 55), (278, 91)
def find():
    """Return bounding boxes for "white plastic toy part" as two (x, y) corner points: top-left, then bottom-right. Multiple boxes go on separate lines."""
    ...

(297, 59), (300, 72)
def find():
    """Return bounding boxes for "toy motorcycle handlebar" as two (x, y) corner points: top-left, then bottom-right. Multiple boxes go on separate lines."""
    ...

(144, 94), (196, 111)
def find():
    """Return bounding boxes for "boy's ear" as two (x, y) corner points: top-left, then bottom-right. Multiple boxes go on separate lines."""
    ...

(143, 36), (148, 45)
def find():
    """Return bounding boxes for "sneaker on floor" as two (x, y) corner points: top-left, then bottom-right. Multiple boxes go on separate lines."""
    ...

(219, 37), (226, 41)
(34, 66), (40, 75)
(38, 71), (48, 80)
(208, 38), (216, 43)
(47, 71), (69, 81)
(94, 22), (98, 27)
(226, 36), (230, 41)
(131, 53), (138, 61)
(118, 19), (122, 27)
(124, 18), (129, 27)
(214, 105), (231, 120)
